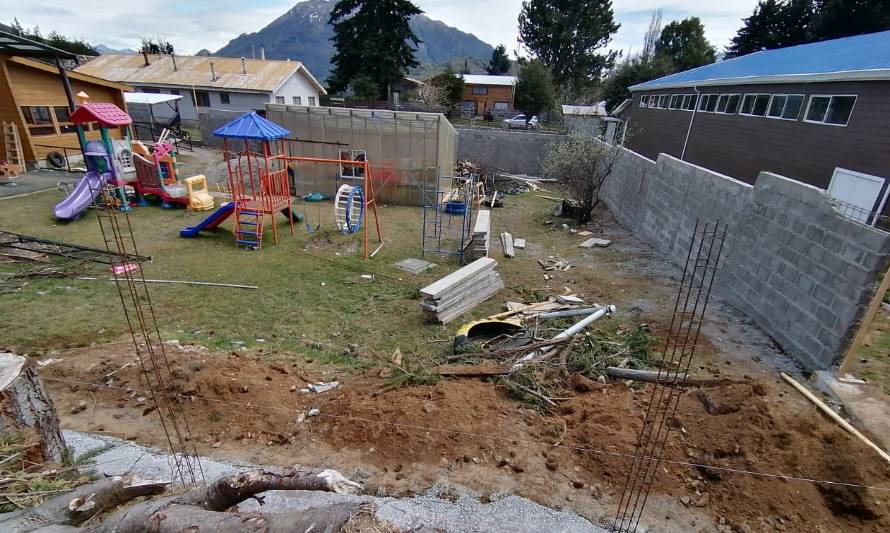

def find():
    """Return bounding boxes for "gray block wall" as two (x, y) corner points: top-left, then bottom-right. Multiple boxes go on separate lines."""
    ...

(602, 150), (890, 370)
(456, 127), (566, 175)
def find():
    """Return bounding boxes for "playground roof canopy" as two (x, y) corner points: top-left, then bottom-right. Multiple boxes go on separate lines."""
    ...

(70, 103), (133, 126)
(214, 111), (290, 140)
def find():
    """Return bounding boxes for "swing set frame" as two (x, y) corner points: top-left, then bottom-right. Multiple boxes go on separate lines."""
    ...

(222, 136), (383, 259)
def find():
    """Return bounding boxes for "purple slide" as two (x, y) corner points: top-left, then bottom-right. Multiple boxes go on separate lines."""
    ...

(53, 171), (107, 221)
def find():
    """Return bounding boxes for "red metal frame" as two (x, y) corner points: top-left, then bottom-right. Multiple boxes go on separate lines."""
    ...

(220, 138), (383, 257)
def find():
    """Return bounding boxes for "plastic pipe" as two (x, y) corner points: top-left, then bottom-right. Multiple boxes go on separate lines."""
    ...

(538, 306), (605, 320)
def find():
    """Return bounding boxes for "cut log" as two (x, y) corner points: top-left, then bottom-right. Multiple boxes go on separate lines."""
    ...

(0, 353), (67, 463)
(605, 367), (748, 387)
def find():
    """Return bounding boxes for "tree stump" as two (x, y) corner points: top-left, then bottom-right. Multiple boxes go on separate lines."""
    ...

(0, 353), (67, 463)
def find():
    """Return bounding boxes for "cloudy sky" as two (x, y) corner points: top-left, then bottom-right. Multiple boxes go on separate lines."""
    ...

(4, 0), (759, 56)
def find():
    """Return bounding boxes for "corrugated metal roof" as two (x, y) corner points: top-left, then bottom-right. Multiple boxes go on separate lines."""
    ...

(74, 54), (324, 94)
(562, 103), (607, 116)
(213, 111), (289, 140)
(633, 30), (890, 90)
(461, 74), (517, 86)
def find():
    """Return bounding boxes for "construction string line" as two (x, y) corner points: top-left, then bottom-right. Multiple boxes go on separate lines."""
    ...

(42, 375), (890, 494)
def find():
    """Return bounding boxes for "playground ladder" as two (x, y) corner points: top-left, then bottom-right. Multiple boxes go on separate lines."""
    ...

(234, 208), (263, 250)
(2, 122), (24, 169)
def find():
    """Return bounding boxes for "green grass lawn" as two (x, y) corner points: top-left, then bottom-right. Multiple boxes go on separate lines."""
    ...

(856, 302), (890, 395)
(0, 191), (469, 365)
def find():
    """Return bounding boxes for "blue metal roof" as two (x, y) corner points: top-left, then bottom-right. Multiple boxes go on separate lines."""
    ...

(633, 30), (890, 90)
(213, 111), (290, 140)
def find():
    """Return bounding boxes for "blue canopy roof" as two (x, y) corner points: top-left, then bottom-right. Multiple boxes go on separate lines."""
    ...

(633, 30), (890, 91)
(213, 111), (290, 140)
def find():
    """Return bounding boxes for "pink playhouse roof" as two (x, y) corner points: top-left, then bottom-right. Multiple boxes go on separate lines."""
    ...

(70, 103), (132, 126)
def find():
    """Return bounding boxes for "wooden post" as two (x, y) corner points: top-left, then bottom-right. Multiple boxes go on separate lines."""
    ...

(838, 263), (890, 376)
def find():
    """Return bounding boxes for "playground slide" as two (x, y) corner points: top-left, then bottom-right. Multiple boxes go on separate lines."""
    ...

(179, 202), (235, 237)
(53, 171), (107, 221)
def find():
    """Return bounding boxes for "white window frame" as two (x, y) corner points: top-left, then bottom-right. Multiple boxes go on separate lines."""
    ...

(766, 94), (805, 121)
(739, 93), (771, 117)
(639, 95), (648, 108)
(657, 95), (668, 108)
(308, 96), (316, 106)
(275, 96), (286, 104)
(698, 94), (719, 113)
(715, 93), (741, 115)
(669, 94), (681, 109)
(293, 96), (302, 105)
(803, 94), (857, 127)
(681, 94), (697, 111)
(648, 95), (658, 108)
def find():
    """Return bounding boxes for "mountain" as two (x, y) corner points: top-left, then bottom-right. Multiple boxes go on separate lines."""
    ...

(95, 44), (136, 55)
(215, 0), (494, 86)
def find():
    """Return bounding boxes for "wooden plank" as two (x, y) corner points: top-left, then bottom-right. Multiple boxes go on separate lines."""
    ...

(513, 238), (526, 249)
(605, 367), (747, 387)
(579, 238), (612, 248)
(838, 264), (890, 376)
(420, 257), (497, 299)
(781, 372), (890, 465)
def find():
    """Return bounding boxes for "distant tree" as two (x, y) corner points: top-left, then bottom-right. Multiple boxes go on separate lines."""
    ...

(428, 66), (465, 110)
(460, 59), (471, 74)
(513, 60), (556, 121)
(411, 80), (447, 109)
(599, 54), (672, 111)
(725, 0), (815, 57)
(518, 0), (620, 97)
(641, 9), (663, 63)
(812, 0), (890, 40)
(487, 44), (512, 75)
(327, 0), (423, 98)
(6, 19), (97, 55)
(351, 75), (380, 105)
(140, 38), (175, 55)
(654, 17), (716, 71)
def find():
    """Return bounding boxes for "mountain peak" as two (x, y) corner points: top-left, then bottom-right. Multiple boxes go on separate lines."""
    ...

(215, 0), (493, 84)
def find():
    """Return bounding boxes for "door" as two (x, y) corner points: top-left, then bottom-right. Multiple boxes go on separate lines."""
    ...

(392, 90), (400, 107)
(827, 168), (889, 225)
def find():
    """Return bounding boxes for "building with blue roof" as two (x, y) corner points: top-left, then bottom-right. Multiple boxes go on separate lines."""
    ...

(617, 30), (890, 223)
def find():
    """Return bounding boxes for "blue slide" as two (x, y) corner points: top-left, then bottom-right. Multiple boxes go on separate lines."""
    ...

(180, 202), (235, 237)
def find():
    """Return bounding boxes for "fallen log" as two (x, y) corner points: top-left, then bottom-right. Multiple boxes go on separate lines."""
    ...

(605, 367), (749, 387)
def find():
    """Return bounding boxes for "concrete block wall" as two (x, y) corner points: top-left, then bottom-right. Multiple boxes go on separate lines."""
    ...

(602, 150), (890, 370)
(455, 127), (566, 175)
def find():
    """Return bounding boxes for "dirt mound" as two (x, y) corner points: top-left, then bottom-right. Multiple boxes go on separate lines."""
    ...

(40, 344), (890, 531)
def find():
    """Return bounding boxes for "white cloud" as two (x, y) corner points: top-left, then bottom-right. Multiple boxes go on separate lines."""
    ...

(3, 0), (759, 57)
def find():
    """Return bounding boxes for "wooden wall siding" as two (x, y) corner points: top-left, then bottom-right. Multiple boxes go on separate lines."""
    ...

(462, 85), (514, 115)
(3, 59), (128, 163)
(623, 81), (890, 204)
(0, 58), (30, 162)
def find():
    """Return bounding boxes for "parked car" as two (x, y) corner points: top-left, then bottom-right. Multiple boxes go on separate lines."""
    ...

(504, 114), (539, 129)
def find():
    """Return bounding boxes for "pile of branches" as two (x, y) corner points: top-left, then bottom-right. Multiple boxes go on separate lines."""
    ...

(0, 465), (383, 532)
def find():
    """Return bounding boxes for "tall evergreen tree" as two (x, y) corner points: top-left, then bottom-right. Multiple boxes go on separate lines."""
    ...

(726, 0), (814, 57)
(514, 60), (556, 119)
(518, 0), (620, 96)
(655, 18), (716, 71)
(487, 45), (512, 75)
(812, 0), (890, 39)
(327, 0), (422, 97)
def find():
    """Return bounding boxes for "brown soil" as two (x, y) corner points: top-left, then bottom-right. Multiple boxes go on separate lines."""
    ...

(42, 341), (890, 532)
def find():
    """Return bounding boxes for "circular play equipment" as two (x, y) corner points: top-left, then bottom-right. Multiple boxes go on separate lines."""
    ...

(334, 184), (365, 235)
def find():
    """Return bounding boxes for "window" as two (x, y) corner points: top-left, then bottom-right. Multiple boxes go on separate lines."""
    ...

(193, 90), (210, 107)
(668, 95), (679, 109)
(640, 95), (648, 108)
(766, 94), (804, 120)
(648, 95), (657, 108)
(805, 95), (856, 126)
(472, 86), (488, 95)
(657, 95), (668, 108)
(54, 106), (77, 134)
(168, 89), (180, 95)
(275, 96), (285, 104)
(219, 92), (230, 105)
(494, 101), (509, 110)
(308, 96), (316, 106)
(293, 96), (302, 105)
(716, 94), (740, 114)
(21, 106), (55, 136)
(740, 94), (771, 116)
(141, 87), (160, 93)
(698, 94), (718, 112)
(682, 94), (698, 111)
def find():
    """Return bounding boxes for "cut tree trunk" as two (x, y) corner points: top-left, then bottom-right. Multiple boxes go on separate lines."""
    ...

(0, 353), (67, 463)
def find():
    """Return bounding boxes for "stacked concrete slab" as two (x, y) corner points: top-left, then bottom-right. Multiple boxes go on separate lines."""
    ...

(468, 210), (492, 260)
(420, 257), (504, 324)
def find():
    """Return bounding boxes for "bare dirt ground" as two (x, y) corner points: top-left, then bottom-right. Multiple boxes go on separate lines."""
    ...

(35, 199), (890, 532)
